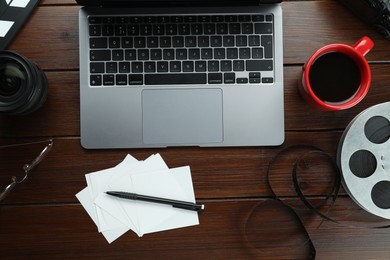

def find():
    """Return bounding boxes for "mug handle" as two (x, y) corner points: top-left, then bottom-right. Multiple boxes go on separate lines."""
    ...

(353, 36), (374, 56)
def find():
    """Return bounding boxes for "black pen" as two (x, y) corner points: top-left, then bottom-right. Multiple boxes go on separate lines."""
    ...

(105, 191), (205, 212)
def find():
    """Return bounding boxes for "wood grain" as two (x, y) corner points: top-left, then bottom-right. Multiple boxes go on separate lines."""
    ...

(1, 0), (390, 259)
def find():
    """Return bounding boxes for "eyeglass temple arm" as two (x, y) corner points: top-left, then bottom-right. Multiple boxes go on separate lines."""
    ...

(0, 177), (17, 201)
(23, 139), (53, 173)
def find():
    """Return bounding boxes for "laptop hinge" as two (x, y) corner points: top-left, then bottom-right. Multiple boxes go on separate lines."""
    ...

(101, 1), (260, 8)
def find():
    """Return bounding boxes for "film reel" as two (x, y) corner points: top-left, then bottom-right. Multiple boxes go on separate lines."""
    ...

(337, 102), (390, 219)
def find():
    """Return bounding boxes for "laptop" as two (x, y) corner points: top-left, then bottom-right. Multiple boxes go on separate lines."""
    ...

(77, 0), (284, 148)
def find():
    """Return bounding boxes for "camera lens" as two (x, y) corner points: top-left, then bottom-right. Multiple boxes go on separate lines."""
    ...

(0, 51), (48, 115)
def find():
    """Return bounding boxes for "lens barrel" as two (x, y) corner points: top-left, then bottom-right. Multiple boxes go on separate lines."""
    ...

(0, 51), (48, 115)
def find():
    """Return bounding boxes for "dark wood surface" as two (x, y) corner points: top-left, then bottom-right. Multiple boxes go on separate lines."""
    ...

(1, 0), (390, 259)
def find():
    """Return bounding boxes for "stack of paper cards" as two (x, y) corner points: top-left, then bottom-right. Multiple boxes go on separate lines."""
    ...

(76, 153), (200, 243)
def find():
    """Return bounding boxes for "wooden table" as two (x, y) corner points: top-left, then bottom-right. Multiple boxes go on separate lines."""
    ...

(1, 0), (390, 259)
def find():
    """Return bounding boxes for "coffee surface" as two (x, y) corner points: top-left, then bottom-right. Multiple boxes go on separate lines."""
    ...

(309, 52), (361, 102)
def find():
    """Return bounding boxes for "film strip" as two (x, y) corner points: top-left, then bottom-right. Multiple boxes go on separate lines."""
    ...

(245, 103), (390, 258)
(0, 0), (39, 50)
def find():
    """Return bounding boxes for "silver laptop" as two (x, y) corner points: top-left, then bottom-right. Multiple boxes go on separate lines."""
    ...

(77, 0), (284, 148)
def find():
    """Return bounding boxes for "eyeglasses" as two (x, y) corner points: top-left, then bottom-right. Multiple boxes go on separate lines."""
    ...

(0, 139), (53, 202)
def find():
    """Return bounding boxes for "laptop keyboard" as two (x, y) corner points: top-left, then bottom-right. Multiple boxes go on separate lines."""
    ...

(88, 14), (274, 87)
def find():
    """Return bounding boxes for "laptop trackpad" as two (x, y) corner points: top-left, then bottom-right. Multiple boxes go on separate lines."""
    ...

(142, 88), (223, 145)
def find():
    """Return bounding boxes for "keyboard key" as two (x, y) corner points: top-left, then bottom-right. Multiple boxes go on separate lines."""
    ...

(198, 36), (210, 47)
(102, 25), (114, 36)
(252, 15), (265, 22)
(227, 48), (238, 59)
(262, 77), (274, 84)
(185, 36), (196, 47)
(170, 61), (181, 72)
(233, 60), (245, 71)
(132, 62), (143, 73)
(191, 24), (203, 35)
(183, 61), (194, 72)
(140, 24), (152, 35)
(89, 25), (101, 36)
(225, 15), (238, 22)
(90, 62), (104, 73)
(229, 23), (241, 34)
(116, 74), (127, 85)
(262, 35), (273, 58)
(252, 48), (264, 59)
(201, 48), (212, 59)
(224, 73), (235, 84)
(211, 36), (222, 47)
(103, 75), (115, 85)
(239, 48), (250, 59)
(250, 77), (261, 84)
(115, 24), (127, 36)
(109, 37), (120, 48)
(178, 24), (190, 35)
(145, 73), (207, 85)
(89, 17), (101, 24)
(134, 37), (146, 48)
(147, 37), (159, 48)
(204, 24), (216, 34)
(138, 49), (149, 60)
(223, 36), (235, 47)
(125, 50), (136, 60)
(255, 23), (273, 34)
(166, 24), (178, 35)
(118, 62), (130, 73)
(106, 62), (117, 73)
(89, 38), (107, 48)
(208, 73), (223, 84)
(195, 61), (207, 72)
(239, 15), (251, 22)
(189, 49), (200, 60)
(90, 50), (111, 61)
(157, 61), (169, 72)
(249, 35), (260, 46)
(208, 61), (219, 72)
(163, 49), (175, 60)
(153, 24), (165, 35)
(217, 24), (228, 34)
(122, 37), (133, 48)
(184, 16), (197, 23)
(129, 74), (143, 85)
(128, 25), (140, 36)
(172, 36), (184, 47)
(112, 50), (124, 61)
(236, 35), (247, 46)
(145, 62), (156, 72)
(160, 37), (172, 47)
(150, 49), (162, 60)
(246, 60), (273, 71)
(214, 48), (225, 59)
(221, 60), (232, 71)
(211, 16), (224, 22)
(237, 77), (248, 84)
(90, 75), (102, 86)
(176, 49), (188, 60)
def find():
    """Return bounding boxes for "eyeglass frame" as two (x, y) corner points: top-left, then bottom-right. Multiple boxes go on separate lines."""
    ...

(0, 139), (53, 202)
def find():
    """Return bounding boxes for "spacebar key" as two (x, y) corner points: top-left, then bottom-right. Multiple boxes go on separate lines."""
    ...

(145, 73), (207, 85)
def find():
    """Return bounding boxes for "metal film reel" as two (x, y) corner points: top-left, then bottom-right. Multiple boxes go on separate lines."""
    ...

(337, 102), (390, 219)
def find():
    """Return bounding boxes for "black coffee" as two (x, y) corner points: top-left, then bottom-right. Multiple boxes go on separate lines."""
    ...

(309, 52), (361, 103)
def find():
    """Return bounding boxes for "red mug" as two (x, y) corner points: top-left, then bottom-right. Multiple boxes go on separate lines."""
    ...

(299, 36), (374, 111)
